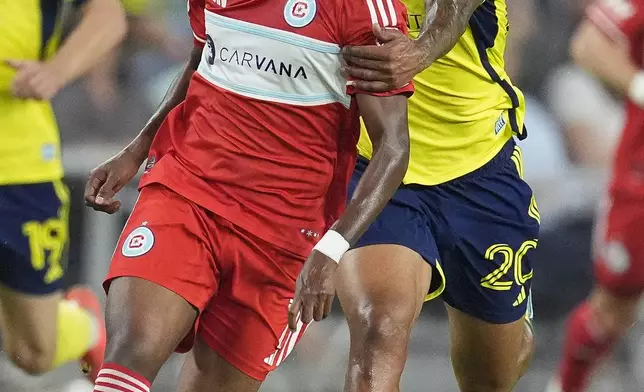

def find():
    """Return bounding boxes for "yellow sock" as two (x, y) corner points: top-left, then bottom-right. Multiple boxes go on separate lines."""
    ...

(51, 300), (96, 369)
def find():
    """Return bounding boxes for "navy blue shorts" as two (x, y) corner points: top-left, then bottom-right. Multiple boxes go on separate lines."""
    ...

(0, 180), (70, 294)
(349, 140), (539, 324)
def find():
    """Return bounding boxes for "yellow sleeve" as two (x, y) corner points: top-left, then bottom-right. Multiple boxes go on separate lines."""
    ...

(122, 0), (151, 16)
(0, 64), (15, 96)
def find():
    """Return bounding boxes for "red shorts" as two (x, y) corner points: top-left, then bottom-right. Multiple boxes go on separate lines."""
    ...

(105, 184), (308, 380)
(594, 194), (644, 296)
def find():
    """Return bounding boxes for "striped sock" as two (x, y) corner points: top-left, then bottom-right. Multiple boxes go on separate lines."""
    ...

(93, 363), (151, 392)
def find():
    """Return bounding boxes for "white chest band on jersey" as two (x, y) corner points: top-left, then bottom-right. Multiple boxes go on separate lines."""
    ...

(313, 230), (350, 264)
(628, 71), (644, 108)
(197, 10), (351, 108)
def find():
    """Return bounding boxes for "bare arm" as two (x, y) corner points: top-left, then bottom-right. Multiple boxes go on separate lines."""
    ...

(288, 94), (410, 328)
(49, 0), (127, 90)
(125, 44), (204, 164)
(84, 44), (203, 213)
(331, 94), (410, 244)
(7, 0), (127, 100)
(341, 0), (481, 91)
(570, 20), (638, 96)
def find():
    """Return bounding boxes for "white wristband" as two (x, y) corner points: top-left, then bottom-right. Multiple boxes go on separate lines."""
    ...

(628, 71), (644, 108)
(312, 230), (350, 264)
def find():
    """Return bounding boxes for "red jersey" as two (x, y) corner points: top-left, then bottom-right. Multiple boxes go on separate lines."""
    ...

(140, 0), (412, 256)
(588, 0), (644, 196)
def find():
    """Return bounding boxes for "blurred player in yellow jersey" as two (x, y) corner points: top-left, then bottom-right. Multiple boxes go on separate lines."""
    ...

(0, 0), (126, 381)
(291, 1), (538, 391)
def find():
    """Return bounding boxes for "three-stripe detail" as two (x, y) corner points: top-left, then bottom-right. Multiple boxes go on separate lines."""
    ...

(365, 0), (398, 27)
(528, 195), (540, 224)
(510, 145), (524, 179)
(513, 285), (528, 307)
(511, 145), (540, 224)
(264, 318), (308, 368)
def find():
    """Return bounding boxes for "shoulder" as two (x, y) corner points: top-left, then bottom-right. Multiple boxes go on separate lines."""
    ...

(340, 0), (409, 46)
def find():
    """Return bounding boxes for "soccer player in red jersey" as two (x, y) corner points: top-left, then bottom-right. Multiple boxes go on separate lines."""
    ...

(83, 0), (412, 389)
(547, 0), (644, 390)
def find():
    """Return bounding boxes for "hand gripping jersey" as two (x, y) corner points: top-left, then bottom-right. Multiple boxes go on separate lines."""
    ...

(587, 0), (644, 197)
(141, 0), (412, 256)
(357, 0), (526, 186)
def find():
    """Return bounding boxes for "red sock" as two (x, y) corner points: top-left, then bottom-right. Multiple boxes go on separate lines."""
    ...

(94, 362), (151, 392)
(558, 301), (617, 392)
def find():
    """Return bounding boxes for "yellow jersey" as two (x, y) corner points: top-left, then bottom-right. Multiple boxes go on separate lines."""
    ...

(357, 0), (526, 185)
(122, 0), (151, 16)
(0, 0), (86, 185)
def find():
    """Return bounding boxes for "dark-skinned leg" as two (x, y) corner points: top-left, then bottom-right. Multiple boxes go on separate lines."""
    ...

(336, 244), (431, 392)
(178, 335), (262, 392)
(447, 304), (534, 392)
(102, 277), (198, 381)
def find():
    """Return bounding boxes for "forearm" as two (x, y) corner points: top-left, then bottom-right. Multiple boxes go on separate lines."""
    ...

(332, 140), (408, 244)
(331, 96), (410, 244)
(415, 0), (480, 69)
(571, 21), (638, 97)
(48, 0), (126, 89)
(129, 15), (172, 50)
(125, 46), (203, 163)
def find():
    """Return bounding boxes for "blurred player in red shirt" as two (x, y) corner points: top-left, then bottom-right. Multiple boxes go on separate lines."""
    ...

(548, 0), (644, 390)
(83, 0), (412, 390)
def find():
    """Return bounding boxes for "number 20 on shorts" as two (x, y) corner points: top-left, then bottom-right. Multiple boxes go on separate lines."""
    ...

(480, 240), (537, 307)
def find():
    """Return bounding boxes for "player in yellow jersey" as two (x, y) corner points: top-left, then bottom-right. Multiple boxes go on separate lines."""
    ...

(0, 0), (126, 382)
(291, 1), (538, 391)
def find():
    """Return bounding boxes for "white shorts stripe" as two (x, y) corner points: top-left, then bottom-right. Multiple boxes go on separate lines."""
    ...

(264, 322), (292, 366)
(365, 0), (379, 25)
(283, 320), (304, 364)
(275, 330), (294, 367)
(276, 319), (304, 367)
(96, 377), (146, 392)
(374, 0), (390, 26)
(276, 323), (290, 350)
(99, 369), (150, 392)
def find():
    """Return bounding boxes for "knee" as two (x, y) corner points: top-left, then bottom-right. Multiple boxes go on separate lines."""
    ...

(354, 306), (412, 348)
(596, 308), (636, 339)
(105, 315), (170, 364)
(102, 278), (198, 376)
(457, 368), (519, 392)
(346, 310), (412, 388)
(104, 297), (182, 366)
(6, 341), (54, 375)
(591, 291), (639, 337)
(517, 321), (536, 379)
(458, 380), (514, 392)
(456, 356), (530, 392)
(349, 306), (413, 366)
(456, 323), (535, 392)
